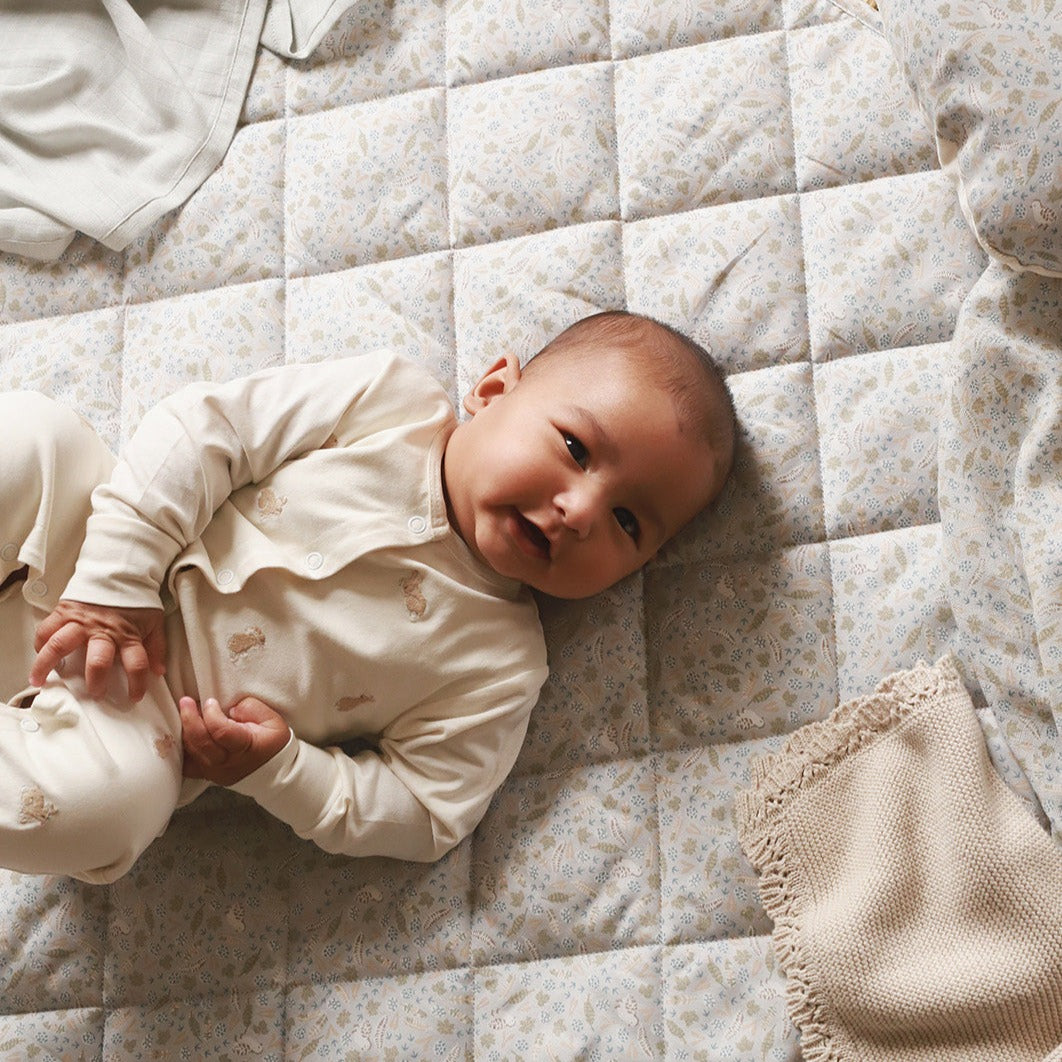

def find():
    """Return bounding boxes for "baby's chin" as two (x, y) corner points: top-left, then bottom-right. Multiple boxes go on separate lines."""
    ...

(522, 567), (639, 600)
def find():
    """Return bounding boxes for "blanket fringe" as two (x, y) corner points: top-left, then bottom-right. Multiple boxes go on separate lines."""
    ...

(736, 656), (966, 1061)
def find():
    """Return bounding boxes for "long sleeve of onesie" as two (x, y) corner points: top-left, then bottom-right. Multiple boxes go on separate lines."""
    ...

(65, 356), (392, 610)
(61, 352), (548, 863)
(230, 667), (544, 862)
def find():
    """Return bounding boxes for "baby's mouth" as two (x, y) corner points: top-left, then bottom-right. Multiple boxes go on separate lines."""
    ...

(514, 511), (551, 559)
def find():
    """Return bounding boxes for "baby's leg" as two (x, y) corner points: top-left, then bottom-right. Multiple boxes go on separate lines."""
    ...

(0, 392), (182, 883)
(0, 391), (114, 693)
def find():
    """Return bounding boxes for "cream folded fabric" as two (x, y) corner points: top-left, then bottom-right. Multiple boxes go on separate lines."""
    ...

(0, 0), (361, 262)
(0, 0), (268, 261)
(738, 658), (1062, 1061)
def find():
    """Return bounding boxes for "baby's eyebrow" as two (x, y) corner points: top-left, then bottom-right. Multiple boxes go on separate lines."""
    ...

(566, 405), (616, 460)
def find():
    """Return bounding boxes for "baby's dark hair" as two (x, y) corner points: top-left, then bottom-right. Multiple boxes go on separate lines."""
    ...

(526, 309), (737, 491)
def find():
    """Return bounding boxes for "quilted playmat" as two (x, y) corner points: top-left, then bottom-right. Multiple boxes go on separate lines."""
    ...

(3, 0), (1061, 1056)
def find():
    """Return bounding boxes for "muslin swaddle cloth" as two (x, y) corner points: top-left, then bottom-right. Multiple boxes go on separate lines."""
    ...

(738, 658), (1062, 1061)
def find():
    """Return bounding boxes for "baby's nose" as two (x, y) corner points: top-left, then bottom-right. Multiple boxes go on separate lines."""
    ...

(556, 483), (601, 539)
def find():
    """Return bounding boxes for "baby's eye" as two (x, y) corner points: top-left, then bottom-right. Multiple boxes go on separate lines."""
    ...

(564, 433), (588, 468)
(614, 507), (640, 541)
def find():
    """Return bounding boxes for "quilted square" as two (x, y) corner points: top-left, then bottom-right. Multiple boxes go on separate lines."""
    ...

(830, 523), (957, 701)
(0, 308), (123, 449)
(104, 990), (285, 1060)
(286, 89), (449, 278)
(287, 0), (446, 115)
(654, 363), (825, 567)
(0, 872), (108, 1012)
(816, 343), (948, 539)
(0, 236), (121, 326)
(121, 281), (286, 440)
(519, 573), (650, 775)
(657, 739), (780, 946)
(0, 1010), (103, 1060)
(446, 0), (610, 87)
(286, 252), (456, 399)
(624, 195), (809, 375)
(452, 220), (624, 395)
(124, 120), (286, 304)
(645, 543), (837, 749)
(285, 843), (472, 984)
(472, 759), (659, 966)
(102, 801), (292, 1007)
(611, 0), (782, 60)
(448, 65), (618, 249)
(287, 972), (471, 1060)
(475, 949), (664, 1059)
(663, 938), (797, 1060)
(789, 17), (935, 191)
(616, 33), (795, 221)
(802, 171), (988, 362)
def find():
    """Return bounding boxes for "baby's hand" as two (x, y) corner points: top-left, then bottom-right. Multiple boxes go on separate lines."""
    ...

(179, 695), (291, 786)
(31, 599), (167, 701)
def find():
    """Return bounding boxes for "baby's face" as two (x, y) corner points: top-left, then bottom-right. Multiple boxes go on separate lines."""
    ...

(443, 347), (721, 598)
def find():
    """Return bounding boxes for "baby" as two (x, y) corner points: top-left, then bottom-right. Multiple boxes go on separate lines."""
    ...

(0, 310), (735, 883)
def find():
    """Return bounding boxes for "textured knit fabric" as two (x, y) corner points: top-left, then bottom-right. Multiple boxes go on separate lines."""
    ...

(738, 658), (1062, 1061)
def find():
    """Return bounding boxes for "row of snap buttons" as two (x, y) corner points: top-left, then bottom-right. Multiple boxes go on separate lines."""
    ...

(212, 519), (429, 585)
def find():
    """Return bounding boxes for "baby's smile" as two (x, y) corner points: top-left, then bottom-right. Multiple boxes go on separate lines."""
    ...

(511, 510), (551, 560)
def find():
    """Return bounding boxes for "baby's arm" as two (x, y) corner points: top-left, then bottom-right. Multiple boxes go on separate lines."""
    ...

(179, 695), (291, 787)
(224, 667), (547, 862)
(33, 355), (393, 697)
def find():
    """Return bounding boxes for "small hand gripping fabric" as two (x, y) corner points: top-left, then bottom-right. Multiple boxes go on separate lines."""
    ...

(877, 0), (1062, 277)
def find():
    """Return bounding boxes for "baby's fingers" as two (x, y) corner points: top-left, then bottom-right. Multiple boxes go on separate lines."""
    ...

(83, 635), (118, 699)
(30, 621), (88, 687)
(117, 639), (151, 702)
(179, 697), (222, 765)
(201, 697), (253, 753)
(33, 608), (67, 654)
(144, 623), (168, 678)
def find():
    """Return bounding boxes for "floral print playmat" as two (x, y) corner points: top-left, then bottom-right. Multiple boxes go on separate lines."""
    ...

(2, 0), (1059, 1057)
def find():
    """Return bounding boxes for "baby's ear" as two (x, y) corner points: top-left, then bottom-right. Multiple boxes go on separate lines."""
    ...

(462, 353), (521, 415)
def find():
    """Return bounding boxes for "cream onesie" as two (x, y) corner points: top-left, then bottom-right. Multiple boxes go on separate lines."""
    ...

(0, 352), (548, 883)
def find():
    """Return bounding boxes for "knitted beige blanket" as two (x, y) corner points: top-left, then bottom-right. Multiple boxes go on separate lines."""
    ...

(738, 658), (1062, 1061)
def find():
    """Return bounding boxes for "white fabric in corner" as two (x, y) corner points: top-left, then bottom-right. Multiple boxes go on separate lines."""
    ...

(0, 0), (359, 261)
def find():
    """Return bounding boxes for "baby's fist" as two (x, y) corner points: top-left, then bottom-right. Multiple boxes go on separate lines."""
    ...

(179, 694), (290, 786)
